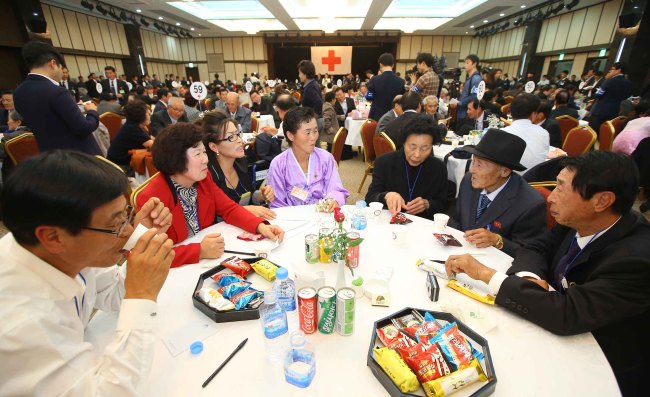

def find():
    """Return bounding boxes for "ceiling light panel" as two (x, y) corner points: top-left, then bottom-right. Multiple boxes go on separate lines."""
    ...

(278, 0), (372, 18)
(374, 17), (452, 33)
(208, 19), (287, 34)
(383, 0), (488, 18)
(169, 1), (274, 19)
(293, 17), (365, 32)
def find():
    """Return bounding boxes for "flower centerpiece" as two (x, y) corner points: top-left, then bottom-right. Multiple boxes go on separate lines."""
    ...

(331, 208), (363, 279)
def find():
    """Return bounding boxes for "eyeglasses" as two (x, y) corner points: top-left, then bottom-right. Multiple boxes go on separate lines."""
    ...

(82, 205), (134, 238)
(217, 132), (243, 143)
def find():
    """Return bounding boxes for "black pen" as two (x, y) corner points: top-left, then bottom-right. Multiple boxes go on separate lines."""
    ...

(224, 250), (255, 256)
(202, 338), (248, 388)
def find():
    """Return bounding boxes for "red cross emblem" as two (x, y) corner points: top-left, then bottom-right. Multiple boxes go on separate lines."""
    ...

(322, 50), (341, 72)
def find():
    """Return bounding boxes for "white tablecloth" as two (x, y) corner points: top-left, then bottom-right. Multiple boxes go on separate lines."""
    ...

(434, 143), (469, 197)
(86, 205), (619, 397)
(344, 117), (365, 147)
(255, 114), (274, 131)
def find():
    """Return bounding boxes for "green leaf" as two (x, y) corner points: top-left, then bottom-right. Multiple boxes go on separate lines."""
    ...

(348, 238), (364, 247)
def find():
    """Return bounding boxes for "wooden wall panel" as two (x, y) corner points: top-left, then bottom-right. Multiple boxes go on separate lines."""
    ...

(63, 10), (83, 50)
(214, 38), (223, 54)
(232, 37), (244, 60)
(196, 38), (206, 62)
(421, 36), (433, 55)
(188, 38), (197, 60)
(442, 36), (452, 52)
(97, 19), (114, 54)
(75, 56), (89, 78)
(225, 63), (236, 83)
(42, 5), (60, 47)
(223, 38), (234, 60)
(410, 36), (422, 58)
(596, 0), (622, 45)
(553, 13), (572, 51)
(565, 8), (587, 49)
(542, 18), (559, 52)
(431, 36), (444, 56)
(50, 6), (72, 49)
(76, 14), (95, 52)
(578, 5), (603, 47)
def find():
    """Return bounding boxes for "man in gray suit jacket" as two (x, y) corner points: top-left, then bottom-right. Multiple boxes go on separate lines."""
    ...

(375, 94), (403, 135)
(225, 92), (252, 134)
(149, 97), (188, 136)
(449, 129), (547, 257)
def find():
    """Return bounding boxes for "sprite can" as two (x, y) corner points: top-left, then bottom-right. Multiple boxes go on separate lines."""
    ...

(336, 288), (355, 336)
(304, 234), (319, 263)
(317, 286), (336, 334)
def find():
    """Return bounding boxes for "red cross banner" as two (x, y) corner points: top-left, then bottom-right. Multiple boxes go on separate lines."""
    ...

(311, 46), (352, 75)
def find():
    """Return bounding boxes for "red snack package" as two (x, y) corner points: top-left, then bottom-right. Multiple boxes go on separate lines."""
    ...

(221, 256), (252, 277)
(377, 324), (415, 350)
(397, 341), (432, 360)
(404, 343), (452, 383)
(414, 320), (443, 344)
(390, 213), (413, 225)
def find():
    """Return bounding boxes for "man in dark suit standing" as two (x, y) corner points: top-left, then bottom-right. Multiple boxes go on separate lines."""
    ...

(446, 151), (650, 396)
(334, 87), (356, 127)
(589, 62), (633, 135)
(534, 99), (562, 147)
(14, 41), (100, 155)
(383, 91), (421, 149)
(85, 72), (101, 99)
(449, 129), (547, 257)
(456, 98), (491, 136)
(165, 74), (174, 90)
(366, 53), (405, 122)
(101, 66), (129, 105)
(150, 97), (188, 136)
(60, 66), (79, 102)
(153, 88), (172, 114)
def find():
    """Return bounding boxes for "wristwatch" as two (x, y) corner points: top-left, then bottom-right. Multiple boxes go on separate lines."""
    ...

(494, 234), (504, 250)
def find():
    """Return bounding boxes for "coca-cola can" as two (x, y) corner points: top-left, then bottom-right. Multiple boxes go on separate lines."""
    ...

(298, 287), (317, 334)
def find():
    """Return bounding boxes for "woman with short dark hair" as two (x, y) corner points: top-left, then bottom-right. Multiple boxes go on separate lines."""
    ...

(106, 100), (153, 174)
(136, 122), (284, 267)
(297, 60), (323, 116)
(267, 107), (348, 210)
(366, 114), (448, 218)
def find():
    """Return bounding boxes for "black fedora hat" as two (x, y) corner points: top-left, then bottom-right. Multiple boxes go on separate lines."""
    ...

(461, 128), (527, 171)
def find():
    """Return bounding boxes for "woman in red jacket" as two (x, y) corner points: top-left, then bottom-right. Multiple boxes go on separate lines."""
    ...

(136, 122), (284, 267)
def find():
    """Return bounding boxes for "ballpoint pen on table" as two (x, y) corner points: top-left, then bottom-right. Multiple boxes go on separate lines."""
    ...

(202, 338), (249, 388)
(224, 250), (255, 256)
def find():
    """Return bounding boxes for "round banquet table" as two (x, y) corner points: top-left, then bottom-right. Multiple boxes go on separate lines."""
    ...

(344, 117), (366, 147)
(86, 205), (620, 397)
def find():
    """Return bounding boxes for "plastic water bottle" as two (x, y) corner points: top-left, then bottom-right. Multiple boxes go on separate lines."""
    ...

(284, 330), (316, 388)
(260, 289), (289, 363)
(275, 267), (296, 311)
(351, 200), (368, 231)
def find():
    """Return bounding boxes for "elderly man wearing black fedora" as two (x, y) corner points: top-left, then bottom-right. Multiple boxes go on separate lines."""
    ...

(449, 129), (547, 256)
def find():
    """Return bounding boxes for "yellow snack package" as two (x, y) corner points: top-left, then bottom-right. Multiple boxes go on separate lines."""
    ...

(373, 347), (420, 393)
(422, 359), (488, 397)
(250, 259), (278, 281)
(447, 280), (495, 305)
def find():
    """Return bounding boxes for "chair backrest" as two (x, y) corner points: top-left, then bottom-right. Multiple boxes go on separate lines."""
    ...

(292, 91), (301, 102)
(204, 98), (212, 109)
(359, 119), (377, 165)
(448, 102), (458, 127)
(500, 117), (512, 127)
(504, 96), (514, 104)
(144, 155), (158, 176)
(500, 103), (511, 116)
(251, 117), (259, 133)
(563, 125), (597, 156)
(529, 182), (557, 230)
(598, 121), (616, 151)
(95, 155), (125, 173)
(130, 172), (159, 208)
(555, 115), (579, 146)
(99, 112), (125, 142)
(373, 132), (396, 159)
(331, 127), (348, 165)
(5, 133), (39, 165)
(609, 116), (626, 136)
(242, 103), (250, 109)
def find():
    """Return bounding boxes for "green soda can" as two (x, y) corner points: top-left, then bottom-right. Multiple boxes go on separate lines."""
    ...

(317, 286), (337, 334)
(304, 234), (319, 263)
(336, 287), (355, 336)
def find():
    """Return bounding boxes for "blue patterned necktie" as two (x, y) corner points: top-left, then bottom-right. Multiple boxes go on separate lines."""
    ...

(475, 194), (491, 221)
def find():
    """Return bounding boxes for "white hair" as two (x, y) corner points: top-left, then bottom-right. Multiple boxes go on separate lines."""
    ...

(422, 95), (439, 105)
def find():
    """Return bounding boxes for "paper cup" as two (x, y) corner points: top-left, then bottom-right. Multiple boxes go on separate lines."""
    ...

(254, 240), (274, 259)
(433, 213), (450, 233)
(122, 223), (149, 251)
(390, 224), (407, 245)
(368, 202), (384, 217)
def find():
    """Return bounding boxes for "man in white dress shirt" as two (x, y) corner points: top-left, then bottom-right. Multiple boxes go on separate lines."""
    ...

(502, 93), (550, 171)
(0, 151), (174, 396)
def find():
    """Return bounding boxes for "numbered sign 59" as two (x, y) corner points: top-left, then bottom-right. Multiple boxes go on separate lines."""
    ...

(525, 81), (536, 94)
(476, 81), (486, 100)
(190, 82), (207, 100)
